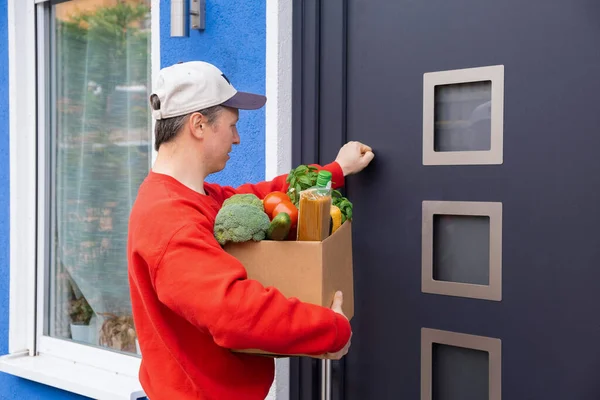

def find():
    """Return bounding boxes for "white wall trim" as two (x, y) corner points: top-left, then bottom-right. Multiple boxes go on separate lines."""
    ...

(265, 1), (293, 399)
(151, 0), (161, 166)
(265, 0), (293, 181)
(8, 0), (38, 357)
(266, 2), (346, 392)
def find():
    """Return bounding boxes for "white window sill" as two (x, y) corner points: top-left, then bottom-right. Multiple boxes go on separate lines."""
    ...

(0, 351), (147, 400)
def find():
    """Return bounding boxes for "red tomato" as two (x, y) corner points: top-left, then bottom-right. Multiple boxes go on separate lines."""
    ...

(273, 201), (298, 228)
(263, 191), (290, 218)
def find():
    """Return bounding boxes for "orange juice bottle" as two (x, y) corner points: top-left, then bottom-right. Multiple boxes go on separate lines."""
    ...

(296, 170), (332, 241)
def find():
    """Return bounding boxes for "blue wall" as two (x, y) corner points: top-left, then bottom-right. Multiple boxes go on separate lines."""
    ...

(0, 0), (265, 399)
(160, 0), (266, 187)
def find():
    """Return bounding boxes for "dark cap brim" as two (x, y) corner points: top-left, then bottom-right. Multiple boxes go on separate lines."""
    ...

(221, 91), (267, 110)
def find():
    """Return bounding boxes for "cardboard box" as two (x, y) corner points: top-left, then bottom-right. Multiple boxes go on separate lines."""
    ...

(223, 220), (354, 357)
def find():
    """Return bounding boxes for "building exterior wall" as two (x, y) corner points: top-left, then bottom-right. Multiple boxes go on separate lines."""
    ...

(0, 0), (270, 398)
(160, 0), (267, 187)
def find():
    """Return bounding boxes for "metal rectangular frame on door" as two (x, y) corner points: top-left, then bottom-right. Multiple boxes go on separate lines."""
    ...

(421, 328), (502, 400)
(423, 65), (505, 166)
(422, 201), (503, 301)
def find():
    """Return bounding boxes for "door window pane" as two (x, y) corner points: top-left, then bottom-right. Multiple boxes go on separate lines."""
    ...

(432, 344), (489, 400)
(434, 81), (492, 152)
(433, 215), (490, 285)
(49, 0), (151, 355)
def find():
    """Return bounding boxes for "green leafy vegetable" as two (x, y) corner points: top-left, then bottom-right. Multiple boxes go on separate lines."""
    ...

(332, 189), (353, 223)
(285, 164), (354, 222)
(285, 165), (319, 205)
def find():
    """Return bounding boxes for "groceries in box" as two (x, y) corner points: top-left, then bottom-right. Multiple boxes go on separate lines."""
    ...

(213, 165), (356, 357)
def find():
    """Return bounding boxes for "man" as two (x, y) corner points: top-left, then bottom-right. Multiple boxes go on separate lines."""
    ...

(128, 61), (375, 400)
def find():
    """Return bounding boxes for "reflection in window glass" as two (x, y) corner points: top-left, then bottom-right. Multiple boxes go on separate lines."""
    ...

(50, 0), (151, 355)
(434, 81), (492, 152)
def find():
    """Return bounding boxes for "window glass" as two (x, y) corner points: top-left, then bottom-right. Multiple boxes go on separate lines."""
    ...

(434, 81), (492, 152)
(432, 214), (490, 285)
(49, 0), (151, 355)
(432, 343), (490, 400)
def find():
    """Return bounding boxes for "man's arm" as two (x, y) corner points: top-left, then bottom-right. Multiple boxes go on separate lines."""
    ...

(220, 162), (345, 200)
(153, 221), (351, 356)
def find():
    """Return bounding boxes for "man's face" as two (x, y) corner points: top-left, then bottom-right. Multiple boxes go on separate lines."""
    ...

(202, 107), (240, 174)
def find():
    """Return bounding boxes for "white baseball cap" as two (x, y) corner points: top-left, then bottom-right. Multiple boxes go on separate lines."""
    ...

(150, 61), (266, 120)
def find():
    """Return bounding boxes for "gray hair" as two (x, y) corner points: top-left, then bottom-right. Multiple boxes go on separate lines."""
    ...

(150, 94), (224, 151)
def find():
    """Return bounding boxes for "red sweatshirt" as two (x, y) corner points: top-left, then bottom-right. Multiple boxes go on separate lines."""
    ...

(127, 162), (351, 400)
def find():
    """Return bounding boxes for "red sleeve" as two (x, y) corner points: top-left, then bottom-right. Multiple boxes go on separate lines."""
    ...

(153, 222), (351, 356)
(219, 161), (345, 200)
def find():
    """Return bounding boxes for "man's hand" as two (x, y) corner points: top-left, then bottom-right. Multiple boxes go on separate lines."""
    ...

(335, 141), (375, 176)
(325, 291), (352, 360)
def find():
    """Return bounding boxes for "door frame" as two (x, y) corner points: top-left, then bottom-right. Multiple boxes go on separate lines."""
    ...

(290, 1), (349, 398)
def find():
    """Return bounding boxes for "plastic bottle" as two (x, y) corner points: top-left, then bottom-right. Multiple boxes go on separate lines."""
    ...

(296, 170), (332, 241)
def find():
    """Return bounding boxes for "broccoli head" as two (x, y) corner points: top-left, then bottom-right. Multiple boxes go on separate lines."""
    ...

(222, 193), (264, 210)
(214, 203), (271, 246)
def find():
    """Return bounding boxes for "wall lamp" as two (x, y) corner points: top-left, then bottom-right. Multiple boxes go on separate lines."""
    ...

(171, 0), (205, 37)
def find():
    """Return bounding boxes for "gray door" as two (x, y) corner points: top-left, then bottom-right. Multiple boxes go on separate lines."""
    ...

(292, 1), (600, 399)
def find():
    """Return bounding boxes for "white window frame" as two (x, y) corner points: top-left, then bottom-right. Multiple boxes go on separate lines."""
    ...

(265, 1), (293, 399)
(1, 0), (160, 398)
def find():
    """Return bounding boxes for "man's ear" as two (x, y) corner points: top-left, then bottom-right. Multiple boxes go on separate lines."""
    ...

(188, 112), (205, 140)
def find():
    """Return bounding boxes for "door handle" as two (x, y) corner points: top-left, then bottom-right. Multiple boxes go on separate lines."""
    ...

(321, 359), (332, 400)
